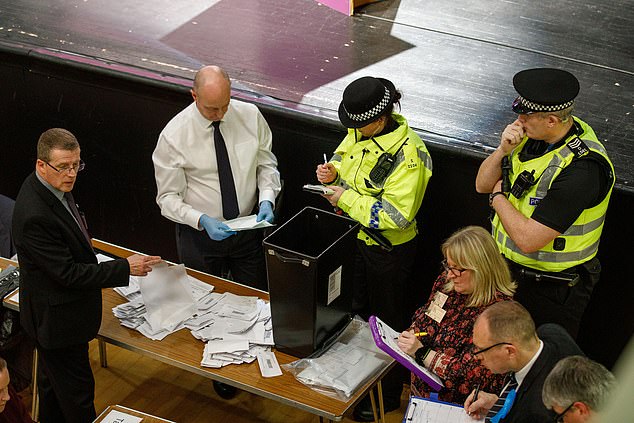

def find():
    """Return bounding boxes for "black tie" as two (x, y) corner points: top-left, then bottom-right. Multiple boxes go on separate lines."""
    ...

(486, 373), (518, 422)
(212, 121), (240, 220)
(64, 192), (92, 246)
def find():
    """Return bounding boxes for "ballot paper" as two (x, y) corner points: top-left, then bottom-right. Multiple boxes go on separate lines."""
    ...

(224, 214), (274, 231)
(100, 409), (143, 423)
(404, 396), (472, 423)
(137, 263), (197, 333)
(303, 184), (334, 195)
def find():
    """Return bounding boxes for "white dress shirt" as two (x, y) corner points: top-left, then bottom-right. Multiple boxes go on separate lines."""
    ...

(514, 339), (544, 389)
(153, 100), (281, 229)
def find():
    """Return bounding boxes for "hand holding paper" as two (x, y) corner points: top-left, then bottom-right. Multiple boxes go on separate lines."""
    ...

(256, 200), (274, 223)
(200, 214), (236, 240)
(126, 254), (162, 276)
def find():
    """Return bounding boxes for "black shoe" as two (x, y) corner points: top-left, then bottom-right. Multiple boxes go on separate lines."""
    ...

(352, 394), (400, 422)
(213, 381), (238, 399)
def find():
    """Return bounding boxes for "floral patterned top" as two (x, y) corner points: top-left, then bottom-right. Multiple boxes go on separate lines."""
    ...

(409, 273), (512, 404)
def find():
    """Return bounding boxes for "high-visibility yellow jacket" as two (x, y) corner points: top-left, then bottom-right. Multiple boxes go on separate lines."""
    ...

(330, 114), (432, 246)
(493, 117), (615, 272)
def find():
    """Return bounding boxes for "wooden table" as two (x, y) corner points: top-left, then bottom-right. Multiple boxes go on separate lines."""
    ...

(94, 404), (175, 423)
(2, 240), (393, 422)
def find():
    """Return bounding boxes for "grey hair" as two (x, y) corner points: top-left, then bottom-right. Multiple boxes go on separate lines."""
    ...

(545, 105), (574, 123)
(542, 355), (617, 411)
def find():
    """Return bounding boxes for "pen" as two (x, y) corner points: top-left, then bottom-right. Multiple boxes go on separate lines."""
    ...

(413, 332), (428, 337)
(468, 384), (480, 416)
(323, 153), (328, 164)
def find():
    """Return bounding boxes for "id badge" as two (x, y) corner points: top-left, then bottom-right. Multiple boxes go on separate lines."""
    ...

(425, 303), (447, 323)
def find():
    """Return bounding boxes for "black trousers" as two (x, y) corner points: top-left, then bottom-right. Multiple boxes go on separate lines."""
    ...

(354, 237), (418, 403)
(37, 342), (96, 423)
(176, 224), (267, 291)
(509, 257), (601, 339)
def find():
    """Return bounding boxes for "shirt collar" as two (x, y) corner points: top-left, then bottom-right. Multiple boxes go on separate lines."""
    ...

(514, 339), (544, 388)
(35, 170), (65, 202)
(190, 101), (232, 129)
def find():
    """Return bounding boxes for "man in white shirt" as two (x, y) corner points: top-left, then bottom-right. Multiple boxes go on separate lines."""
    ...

(464, 301), (582, 423)
(153, 65), (281, 291)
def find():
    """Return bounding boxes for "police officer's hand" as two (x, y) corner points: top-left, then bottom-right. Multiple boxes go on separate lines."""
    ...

(127, 254), (163, 276)
(316, 163), (337, 184)
(256, 200), (275, 223)
(199, 214), (236, 241)
(322, 185), (344, 206)
(397, 330), (423, 357)
(500, 119), (525, 154)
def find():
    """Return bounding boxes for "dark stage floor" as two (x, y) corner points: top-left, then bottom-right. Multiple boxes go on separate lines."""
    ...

(1, 0), (633, 191)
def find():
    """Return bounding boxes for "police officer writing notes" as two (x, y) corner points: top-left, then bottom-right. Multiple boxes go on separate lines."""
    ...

(475, 68), (615, 339)
(316, 76), (432, 421)
(153, 65), (281, 291)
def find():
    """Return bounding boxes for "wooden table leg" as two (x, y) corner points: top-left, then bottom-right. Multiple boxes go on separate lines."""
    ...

(98, 339), (108, 368)
(31, 348), (39, 421)
(377, 381), (385, 422)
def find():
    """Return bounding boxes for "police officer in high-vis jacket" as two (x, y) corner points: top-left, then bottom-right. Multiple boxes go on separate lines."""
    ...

(476, 68), (615, 340)
(316, 76), (432, 421)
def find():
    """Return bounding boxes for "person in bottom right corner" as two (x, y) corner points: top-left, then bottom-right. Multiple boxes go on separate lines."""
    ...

(542, 355), (616, 423)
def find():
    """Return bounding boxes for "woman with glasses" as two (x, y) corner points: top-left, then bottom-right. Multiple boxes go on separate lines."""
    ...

(397, 226), (516, 404)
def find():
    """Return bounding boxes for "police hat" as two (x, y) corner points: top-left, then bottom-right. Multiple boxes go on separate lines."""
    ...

(338, 77), (397, 128)
(512, 68), (580, 114)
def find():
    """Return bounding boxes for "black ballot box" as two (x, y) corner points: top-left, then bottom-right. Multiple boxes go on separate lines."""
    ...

(264, 207), (359, 358)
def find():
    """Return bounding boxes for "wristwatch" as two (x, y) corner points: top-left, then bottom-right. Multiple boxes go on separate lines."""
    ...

(414, 346), (431, 366)
(489, 191), (506, 207)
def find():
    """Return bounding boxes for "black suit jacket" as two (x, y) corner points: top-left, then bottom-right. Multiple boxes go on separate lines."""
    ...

(12, 172), (130, 349)
(502, 323), (583, 423)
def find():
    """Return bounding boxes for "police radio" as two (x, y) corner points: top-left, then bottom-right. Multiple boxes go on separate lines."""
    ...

(368, 137), (409, 185)
(369, 152), (395, 184)
(501, 156), (512, 194)
(510, 169), (536, 199)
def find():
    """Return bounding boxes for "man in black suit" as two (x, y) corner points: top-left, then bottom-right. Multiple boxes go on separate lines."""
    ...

(464, 301), (582, 422)
(12, 128), (161, 422)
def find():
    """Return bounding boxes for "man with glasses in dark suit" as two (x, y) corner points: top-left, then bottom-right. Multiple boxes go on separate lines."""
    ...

(12, 128), (161, 422)
(464, 301), (581, 423)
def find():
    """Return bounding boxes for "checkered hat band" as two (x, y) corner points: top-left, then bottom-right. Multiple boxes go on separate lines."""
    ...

(346, 87), (391, 122)
(518, 95), (574, 112)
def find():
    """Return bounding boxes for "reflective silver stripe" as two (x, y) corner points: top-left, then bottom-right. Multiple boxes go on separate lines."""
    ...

(338, 178), (351, 190)
(534, 139), (606, 198)
(583, 139), (608, 156)
(535, 154), (565, 198)
(382, 199), (411, 229)
(418, 149), (433, 171)
(501, 233), (600, 263)
(562, 215), (605, 236)
(332, 153), (343, 163)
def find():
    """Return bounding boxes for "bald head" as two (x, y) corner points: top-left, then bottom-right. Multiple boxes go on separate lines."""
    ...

(191, 66), (232, 121)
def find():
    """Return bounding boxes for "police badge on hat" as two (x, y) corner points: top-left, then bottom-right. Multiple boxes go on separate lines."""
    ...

(511, 68), (580, 114)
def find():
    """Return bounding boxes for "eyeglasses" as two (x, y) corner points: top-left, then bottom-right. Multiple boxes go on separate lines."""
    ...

(553, 402), (575, 423)
(472, 342), (513, 356)
(45, 160), (85, 175)
(441, 259), (467, 277)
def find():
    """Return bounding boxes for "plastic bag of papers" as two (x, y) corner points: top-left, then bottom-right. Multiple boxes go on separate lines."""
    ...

(282, 316), (393, 401)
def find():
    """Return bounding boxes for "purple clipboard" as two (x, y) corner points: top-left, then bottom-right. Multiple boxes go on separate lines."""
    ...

(369, 315), (443, 391)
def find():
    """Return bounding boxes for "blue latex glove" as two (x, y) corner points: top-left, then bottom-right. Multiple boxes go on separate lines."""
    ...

(256, 200), (275, 223)
(199, 215), (236, 241)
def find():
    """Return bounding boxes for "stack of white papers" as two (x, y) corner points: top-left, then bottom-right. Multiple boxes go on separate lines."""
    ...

(224, 214), (274, 231)
(112, 265), (215, 341)
(191, 293), (275, 368)
(111, 264), (276, 370)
